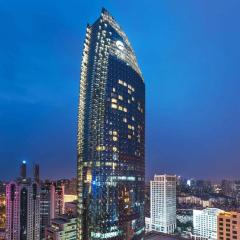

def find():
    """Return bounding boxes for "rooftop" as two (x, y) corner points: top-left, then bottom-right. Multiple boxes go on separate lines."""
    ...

(145, 232), (186, 240)
(51, 214), (76, 225)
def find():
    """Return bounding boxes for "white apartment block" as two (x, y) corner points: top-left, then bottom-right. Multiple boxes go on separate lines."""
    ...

(193, 208), (223, 240)
(146, 174), (176, 234)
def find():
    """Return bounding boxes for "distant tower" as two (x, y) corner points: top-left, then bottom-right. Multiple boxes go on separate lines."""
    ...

(40, 181), (52, 239)
(6, 162), (40, 240)
(39, 181), (65, 239)
(50, 183), (65, 219)
(34, 164), (40, 183)
(148, 175), (177, 234)
(20, 160), (27, 180)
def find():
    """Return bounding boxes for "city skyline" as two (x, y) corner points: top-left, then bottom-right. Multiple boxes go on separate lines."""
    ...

(1, 0), (240, 180)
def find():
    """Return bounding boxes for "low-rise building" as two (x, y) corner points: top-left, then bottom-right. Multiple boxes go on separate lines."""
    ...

(45, 215), (76, 240)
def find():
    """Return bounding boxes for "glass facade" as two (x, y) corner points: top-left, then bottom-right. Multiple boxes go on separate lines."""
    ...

(77, 8), (145, 240)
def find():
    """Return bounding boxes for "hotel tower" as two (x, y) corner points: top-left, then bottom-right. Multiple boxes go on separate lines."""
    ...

(77, 8), (145, 240)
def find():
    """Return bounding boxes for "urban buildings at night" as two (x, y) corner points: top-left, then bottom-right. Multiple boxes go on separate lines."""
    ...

(1, 2), (240, 240)
(77, 8), (145, 240)
(146, 175), (176, 234)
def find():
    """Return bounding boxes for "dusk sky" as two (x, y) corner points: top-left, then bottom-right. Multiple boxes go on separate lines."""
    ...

(1, 0), (240, 180)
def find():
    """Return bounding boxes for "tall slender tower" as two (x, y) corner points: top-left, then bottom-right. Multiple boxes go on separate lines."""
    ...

(20, 160), (27, 180)
(77, 8), (145, 240)
(33, 164), (40, 184)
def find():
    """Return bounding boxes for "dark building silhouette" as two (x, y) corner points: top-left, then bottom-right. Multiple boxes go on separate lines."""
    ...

(20, 160), (27, 180)
(34, 164), (40, 184)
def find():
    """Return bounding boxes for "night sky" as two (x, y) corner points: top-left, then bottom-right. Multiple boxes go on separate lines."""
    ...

(1, 0), (240, 181)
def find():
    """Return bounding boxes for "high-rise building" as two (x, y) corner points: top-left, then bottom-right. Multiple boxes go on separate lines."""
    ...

(40, 182), (52, 240)
(0, 194), (6, 229)
(45, 215), (76, 240)
(221, 180), (234, 197)
(5, 162), (40, 240)
(34, 164), (40, 184)
(39, 181), (65, 240)
(77, 8), (145, 240)
(193, 208), (223, 240)
(218, 211), (240, 240)
(51, 183), (65, 218)
(60, 178), (77, 195)
(6, 163), (40, 240)
(146, 175), (176, 234)
(20, 160), (27, 180)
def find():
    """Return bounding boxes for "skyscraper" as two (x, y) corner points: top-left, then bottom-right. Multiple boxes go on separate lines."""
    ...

(146, 175), (176, 234)
(40, 182), (52, 239)
(6, 163), (40, 240)
(20, 160), (27, 180)
(34, 164), (40, 184)
(77, 8), (145, 240)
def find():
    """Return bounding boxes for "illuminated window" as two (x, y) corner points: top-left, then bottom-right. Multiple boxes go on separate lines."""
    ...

(123, 118), (127, 123)
(112, 147), (118, 152)
(123, 108), (128, 112)
(111, 103), (117, 109)
(96, 162), (100, 167)
(118, 95), (123, 100)
(118, 79), (123, 85)
(111, 98), (117, 103)
(96, 146), (105, 151)
(113, 136), (118, 141)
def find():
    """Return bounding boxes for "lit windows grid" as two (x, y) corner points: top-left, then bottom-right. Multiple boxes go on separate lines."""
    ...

(77, 9), (145, 240)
